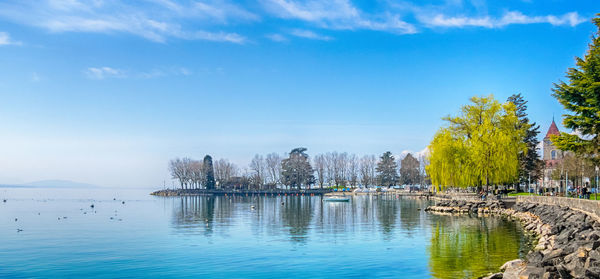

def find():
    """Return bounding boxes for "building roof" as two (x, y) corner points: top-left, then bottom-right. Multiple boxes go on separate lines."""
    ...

(545, 119), (560, 139)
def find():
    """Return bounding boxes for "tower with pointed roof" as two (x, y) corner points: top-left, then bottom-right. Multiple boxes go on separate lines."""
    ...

(541, 119), (565, 190)
(543, 119), (562, 166)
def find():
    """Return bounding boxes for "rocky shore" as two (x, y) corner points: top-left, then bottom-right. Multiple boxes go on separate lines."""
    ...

(425, 199), (505, 214)
(426, 199), (600, 278)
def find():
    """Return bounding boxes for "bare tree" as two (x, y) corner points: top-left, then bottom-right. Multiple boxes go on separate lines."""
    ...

(169, 158), (186, 189)
(332, 152), (348, 187)
(360, 155), (376, 187)
(324, 152), (335, 187)
(250, 154), (266, 189)
(400, 153), (421, 186)
(313, 154), (326, 189)
(348, 154), (359, 188)
(214, 159), (238, 187)
(190, 160), (204, 189)
(265, 153), (282, 186)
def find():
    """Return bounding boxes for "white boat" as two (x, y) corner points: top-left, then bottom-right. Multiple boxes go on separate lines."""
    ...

(324, 196), (350, 202)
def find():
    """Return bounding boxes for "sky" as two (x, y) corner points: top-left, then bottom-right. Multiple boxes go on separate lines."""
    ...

(0, 0), (597, 188)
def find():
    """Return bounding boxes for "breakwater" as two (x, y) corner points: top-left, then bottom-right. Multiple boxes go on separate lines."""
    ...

(150, 188), (332, 196)
(426, 196), (600, 278)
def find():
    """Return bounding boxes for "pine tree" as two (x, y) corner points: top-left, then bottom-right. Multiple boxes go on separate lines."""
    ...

(552, 14), (600, 165)
(376, 151), (398, 187)
(203, 155), (216, 190)
(281, 147), (315, 189)
(507, 93), (542, 190)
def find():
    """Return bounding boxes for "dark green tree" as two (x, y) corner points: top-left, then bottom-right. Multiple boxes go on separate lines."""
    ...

(376, 151), (398, 187)
(281, 147), (315, 189)
(203, 155), (216, 190)
(400, 153), (421, 186)
(552, 15), (600, 165)
(507, 93), (542, 190)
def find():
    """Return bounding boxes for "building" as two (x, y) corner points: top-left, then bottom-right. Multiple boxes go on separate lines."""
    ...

(542, 119), (564, 189)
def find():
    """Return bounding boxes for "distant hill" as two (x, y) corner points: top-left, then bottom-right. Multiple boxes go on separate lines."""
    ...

(20, 180), (101, 188)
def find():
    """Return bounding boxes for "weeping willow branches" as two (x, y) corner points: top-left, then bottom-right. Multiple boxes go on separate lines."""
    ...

(426, 95), (527, 189)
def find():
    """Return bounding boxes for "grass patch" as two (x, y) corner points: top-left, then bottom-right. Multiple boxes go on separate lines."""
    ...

(508, 192), (537, 196)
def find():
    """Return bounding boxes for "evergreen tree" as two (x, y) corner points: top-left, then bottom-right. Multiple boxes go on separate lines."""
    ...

(281, 147), (315, 189)
(400, 153), (421, 186)
(203, 155), (216, 190)
(507, 93), (542, 190)
(552, 15), (600, 165)
(376, 151), (398, 187)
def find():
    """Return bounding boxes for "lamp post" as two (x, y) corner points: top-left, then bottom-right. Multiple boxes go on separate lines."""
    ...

(565, 171), (568, 197)
(594, 166), (598, 200)
(527, 172), (531, 195)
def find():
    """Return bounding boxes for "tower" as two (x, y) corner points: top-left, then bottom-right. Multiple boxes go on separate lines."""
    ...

(543, 119), (561, 167)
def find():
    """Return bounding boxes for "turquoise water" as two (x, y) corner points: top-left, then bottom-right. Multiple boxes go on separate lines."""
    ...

(1, 188), (531, 278)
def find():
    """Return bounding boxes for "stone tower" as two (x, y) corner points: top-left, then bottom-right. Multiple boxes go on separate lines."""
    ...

(543, 119), (561, 167)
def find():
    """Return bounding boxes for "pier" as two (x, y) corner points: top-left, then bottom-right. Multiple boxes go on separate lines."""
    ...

(150, 188), (333, 197)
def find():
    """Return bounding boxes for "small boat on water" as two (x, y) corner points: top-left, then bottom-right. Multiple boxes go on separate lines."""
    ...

(324, 196), (350, 202)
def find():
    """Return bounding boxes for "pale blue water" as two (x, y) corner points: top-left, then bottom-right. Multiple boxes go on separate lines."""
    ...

(0, 188), (531, 278)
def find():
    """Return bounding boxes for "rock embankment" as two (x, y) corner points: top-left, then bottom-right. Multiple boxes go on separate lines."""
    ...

(150, 189), (201, 196)
(495, 202), (600, 279)
(425, 199), (505, 214)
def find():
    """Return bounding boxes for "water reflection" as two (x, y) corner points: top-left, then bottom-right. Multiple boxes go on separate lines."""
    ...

(428, 214), (533, 279)
(167, 195), (531, 278)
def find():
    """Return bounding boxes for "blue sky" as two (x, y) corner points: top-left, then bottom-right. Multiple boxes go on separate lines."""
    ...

(0, 0), (597, 188)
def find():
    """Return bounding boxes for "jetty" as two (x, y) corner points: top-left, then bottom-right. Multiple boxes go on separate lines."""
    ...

(150, 188), (333, 197)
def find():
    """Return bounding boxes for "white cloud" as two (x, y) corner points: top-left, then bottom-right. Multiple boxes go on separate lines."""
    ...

(0, 1), (250, 43)
(290, 29), (333, 40)
(85, 66), (195, 80)
(84, 67), (125, 80)
(0, 31), (21, 46)
(31, 72), (42, 82)
(0, 1), (588, 43)
(266, 33), (288, 42)
(263, 0), (417, 34)
(421, 11), (586, 28)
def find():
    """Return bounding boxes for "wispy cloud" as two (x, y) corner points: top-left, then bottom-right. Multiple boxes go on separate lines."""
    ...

(0, 1), (589, 43)
(0, 31), (21, 46)
(84, 66), (194, 80)
(262, 0), (417, 34)
(31, 72), (42, 82)
(421, 11), (586, 29)
(265, 33), (288, 42)
(0, 1), (250, 43)
(84, 67), (125, 80)
(290, 29), (332, 40)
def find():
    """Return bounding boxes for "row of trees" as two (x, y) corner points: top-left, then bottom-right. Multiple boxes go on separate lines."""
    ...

(169, 149), (428, 190)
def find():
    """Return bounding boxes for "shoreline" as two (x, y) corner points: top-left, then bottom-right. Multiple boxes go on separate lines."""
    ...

(426, 196), (600, 278)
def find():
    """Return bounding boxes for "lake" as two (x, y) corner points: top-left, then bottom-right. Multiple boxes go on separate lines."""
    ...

(1, 188), (532, 278)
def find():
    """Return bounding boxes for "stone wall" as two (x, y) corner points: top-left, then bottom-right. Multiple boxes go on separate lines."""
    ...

(517, 196), (600, 220)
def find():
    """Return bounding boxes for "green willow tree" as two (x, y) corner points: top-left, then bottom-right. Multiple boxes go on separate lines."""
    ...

(426, 95), (526, 190)
(551, 15), (600, 165)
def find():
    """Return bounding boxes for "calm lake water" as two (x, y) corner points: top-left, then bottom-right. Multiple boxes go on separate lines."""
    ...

(1, 188), (532, 279)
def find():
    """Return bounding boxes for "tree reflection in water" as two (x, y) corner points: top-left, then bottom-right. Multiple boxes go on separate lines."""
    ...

(168, 195), (531, 278)
(428, 215), (533, 279)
